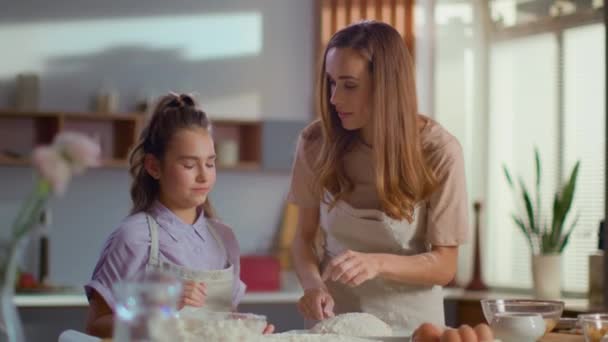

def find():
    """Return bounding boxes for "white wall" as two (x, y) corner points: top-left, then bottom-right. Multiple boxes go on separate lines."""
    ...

(0, 0), (315, 287)
(0, 0), (315, 121)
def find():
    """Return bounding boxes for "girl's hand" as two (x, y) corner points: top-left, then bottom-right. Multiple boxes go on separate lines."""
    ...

(178, 281), (207, 309)
(297, 287), (335, 320)
(322, 250), (381, 287)
(263, 324), (275, 334)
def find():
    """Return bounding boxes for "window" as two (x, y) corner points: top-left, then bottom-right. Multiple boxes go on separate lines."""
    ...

(433, 1), (605, 293)
(484, 15), (605, 293)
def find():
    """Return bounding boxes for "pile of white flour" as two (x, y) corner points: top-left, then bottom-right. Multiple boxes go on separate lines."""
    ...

(264, 333), (375, 341)
(157, 311), (392, 341)
(310, 312), (393, 337)
(176, 317), (260, 341)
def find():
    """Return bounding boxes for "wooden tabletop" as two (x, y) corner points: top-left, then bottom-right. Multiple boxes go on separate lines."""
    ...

(102, 334), (583, 341)
(541, 333), (584, 342)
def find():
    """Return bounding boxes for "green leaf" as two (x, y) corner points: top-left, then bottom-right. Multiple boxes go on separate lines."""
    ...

(519, 178), (538, 235)
(534, 148), (541, 188)
(559, 213), (580, 253)
(541, 232), (549, 254)
(550, 193), (561, 247)
(503, 165), (515, 189)
(551, 161), (580, 247)
(534, 148), (542, 234)
(512, 215), (534, 252)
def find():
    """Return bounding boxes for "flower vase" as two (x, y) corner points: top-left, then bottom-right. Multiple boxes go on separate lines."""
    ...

(0, 236), (30, 342)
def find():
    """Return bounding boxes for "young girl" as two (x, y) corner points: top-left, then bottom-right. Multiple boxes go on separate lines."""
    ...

(85, 93), (272, 337)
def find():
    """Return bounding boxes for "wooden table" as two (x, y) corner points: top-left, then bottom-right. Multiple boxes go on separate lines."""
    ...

(100, 334), (583, 341)
(541, 333), (584, 341)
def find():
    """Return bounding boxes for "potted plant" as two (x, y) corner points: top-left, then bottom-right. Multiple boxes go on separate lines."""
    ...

(503, 148), (580, 299)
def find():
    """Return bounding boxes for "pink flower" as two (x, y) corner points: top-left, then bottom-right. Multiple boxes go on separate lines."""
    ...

(54, 132), (101, 174)
(31, 132), (101, 195)
(32, 146), (71, 196)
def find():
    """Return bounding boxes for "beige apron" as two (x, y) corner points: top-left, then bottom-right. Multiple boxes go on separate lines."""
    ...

(320, 192), (444, 331)
(145, 215), (234, 312)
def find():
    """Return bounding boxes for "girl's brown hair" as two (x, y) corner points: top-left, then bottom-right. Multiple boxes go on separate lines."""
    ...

(314, 20), (438, 222)
(129, 92), (217, 217)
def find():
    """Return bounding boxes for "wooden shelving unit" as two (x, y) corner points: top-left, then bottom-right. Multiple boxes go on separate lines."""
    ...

(212, 119), (262, 171)
(0, 110), (263, 170)
(0, 110), (144, 168)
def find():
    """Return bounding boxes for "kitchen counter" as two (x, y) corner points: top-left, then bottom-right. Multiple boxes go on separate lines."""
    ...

(442, 288), (598, 313)
(14, 286), (598, 313)
(13, 289), (305, 307)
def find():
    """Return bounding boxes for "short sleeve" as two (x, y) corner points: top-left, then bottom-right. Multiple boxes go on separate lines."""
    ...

(84, 227), (150, 310)
(425, 139), (470, 246)
(287, 134), (320, 208)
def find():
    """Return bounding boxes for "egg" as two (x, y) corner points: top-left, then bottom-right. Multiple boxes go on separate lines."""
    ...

(439, 328), (462, 342)
(473, 323), (494, 341)
(412, 323), (443, 341)
(457, 325), (477, 341)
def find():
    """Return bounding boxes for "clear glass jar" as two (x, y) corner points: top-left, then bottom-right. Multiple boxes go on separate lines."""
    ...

(113, 271), (182, 342)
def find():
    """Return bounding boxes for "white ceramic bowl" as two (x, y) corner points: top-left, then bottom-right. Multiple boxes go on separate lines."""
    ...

(490, 312), (546, 342)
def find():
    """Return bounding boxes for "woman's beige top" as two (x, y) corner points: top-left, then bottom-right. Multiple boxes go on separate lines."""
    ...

(287, 116), (469, 247)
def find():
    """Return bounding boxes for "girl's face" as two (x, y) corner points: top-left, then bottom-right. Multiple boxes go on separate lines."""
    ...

(325, 47), (373, 132)
(152, 127), (216, 210)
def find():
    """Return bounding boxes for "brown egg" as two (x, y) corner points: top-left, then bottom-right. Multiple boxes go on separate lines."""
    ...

(473, 323), (494, 341)
(457, 325), (477, 341)
(440, 328), (462, 342)
(412, 323), (443, 341)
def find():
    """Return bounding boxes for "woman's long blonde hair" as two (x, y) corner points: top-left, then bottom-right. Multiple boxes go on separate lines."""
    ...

(313, 20), (438, 222)
(129, 93), (217, 218)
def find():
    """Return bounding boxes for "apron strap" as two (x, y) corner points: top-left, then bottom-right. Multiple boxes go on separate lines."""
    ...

(146, 214), (160, 266)
(205, 220), (229, 265)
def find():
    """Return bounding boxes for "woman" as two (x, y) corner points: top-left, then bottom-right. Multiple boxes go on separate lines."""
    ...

(288, 20), (469, 331)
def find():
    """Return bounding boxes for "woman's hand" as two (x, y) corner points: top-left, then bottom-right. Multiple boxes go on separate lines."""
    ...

(412, 323), (494, 342)
(297, 287), (335, 320)
(178, 281), (207, 309)
(322, 250), (381, 287)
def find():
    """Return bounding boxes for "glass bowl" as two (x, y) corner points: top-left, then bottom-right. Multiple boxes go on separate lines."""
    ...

(578, 313), (608, 342)
(480, 299), (564, 334)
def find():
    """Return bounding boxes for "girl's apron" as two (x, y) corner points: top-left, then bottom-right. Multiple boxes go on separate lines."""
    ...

(145, 215), (234, 312)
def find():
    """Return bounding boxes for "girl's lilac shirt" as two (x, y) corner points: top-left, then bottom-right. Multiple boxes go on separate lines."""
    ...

(85, 201), (246, 310)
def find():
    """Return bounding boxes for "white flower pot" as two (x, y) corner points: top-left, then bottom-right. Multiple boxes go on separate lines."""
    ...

(532, 254), (562, 299)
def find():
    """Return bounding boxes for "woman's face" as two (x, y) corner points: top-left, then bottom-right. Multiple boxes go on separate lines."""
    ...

(325, 47), (373, 132)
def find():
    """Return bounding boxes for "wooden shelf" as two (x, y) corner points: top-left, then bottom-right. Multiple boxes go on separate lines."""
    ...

(217, 162), (261, 172)
(0, 110), (144, 123)
(0, 156), (131, 169)
(0, 110), (264, 170)
(0, 110), (144, 168)
(212, 120), (262, 168)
